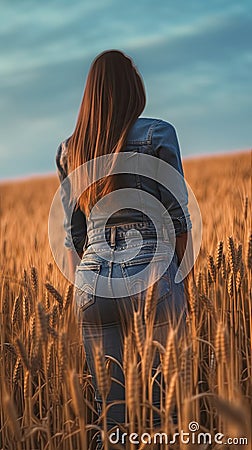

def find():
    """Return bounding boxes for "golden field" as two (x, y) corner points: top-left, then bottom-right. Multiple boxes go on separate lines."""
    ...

(0, 150), (251, 449)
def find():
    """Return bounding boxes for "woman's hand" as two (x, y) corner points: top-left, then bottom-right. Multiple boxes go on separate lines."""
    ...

(67, 249), (82, 284)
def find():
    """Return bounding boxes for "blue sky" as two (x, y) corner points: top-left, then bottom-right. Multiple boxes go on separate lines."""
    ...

(0, 0), (251, 179)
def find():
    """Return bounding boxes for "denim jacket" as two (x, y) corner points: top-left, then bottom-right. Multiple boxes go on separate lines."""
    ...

(56, 117), (192, 255)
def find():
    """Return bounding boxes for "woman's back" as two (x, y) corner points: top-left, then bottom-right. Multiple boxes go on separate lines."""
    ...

(88, 117), (190, 232)
(56, 116), (191, 255)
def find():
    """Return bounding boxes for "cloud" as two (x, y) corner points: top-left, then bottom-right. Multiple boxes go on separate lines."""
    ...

(0, 0), (251, 178)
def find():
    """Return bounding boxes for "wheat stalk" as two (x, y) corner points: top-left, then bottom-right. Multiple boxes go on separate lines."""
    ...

(30, 266), (39, 297)
(94, 345), (111, 400)
(3, 390), (22, 443)
(133, 309), (145, 357)
(163, 329), (176, 385)
(58, 332), (67, 382)
(215, 322), (230, 364)
(247, 234), (252, 270)
(11, 295), (20, 325)
(64, 283), (73, 310)
(126, 358), (139, 412)
(37, 302), (48, 343)
(15, 338), (30, 371)
(45, 282), (63, 310)
(243, 195), (248, 220)
(227, 236), (236, 274)
(22, 294), (30, 321)
(227, 272), (234, 298)
(215, 240), (224, 270)
(208, 254), (216, 282)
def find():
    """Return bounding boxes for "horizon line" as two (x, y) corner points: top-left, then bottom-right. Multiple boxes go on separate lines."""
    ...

(0, 147), (251, 185)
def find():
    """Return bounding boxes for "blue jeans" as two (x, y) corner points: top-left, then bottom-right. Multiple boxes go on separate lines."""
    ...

(74, 221), (186, 431)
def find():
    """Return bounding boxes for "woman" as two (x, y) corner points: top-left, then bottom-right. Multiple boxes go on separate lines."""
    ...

(56, 50), (194, 447)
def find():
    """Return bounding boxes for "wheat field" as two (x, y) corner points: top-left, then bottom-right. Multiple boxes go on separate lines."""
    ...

(0, 151), (251, 449)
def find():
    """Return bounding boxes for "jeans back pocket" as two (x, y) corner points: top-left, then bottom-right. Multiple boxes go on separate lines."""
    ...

(122, 255), (171, 302)
(74, 262), (101, 312)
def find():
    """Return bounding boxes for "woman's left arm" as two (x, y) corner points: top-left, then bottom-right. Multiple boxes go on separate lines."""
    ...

(175, 230), (195, 298)
(153, 120), (195, 282)
(153, 120), (192, 236)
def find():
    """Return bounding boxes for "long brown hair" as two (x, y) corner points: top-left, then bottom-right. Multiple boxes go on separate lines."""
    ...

(67, 50), (146, 215)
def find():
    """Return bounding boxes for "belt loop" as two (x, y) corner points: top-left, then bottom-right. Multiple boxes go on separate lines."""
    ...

(110, 226), (116, 248)
(163, 224), (169, 243)
(83, 234), (88, 251)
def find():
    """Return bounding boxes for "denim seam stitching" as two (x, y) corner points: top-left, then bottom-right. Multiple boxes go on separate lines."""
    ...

(147, 119), (163, 142)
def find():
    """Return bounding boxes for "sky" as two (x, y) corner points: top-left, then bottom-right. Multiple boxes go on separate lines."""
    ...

(0, 0), (251, 180)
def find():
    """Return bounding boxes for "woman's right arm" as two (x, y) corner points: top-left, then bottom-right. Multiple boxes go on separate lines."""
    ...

(67, 249), (82, 283)
(56, 142), (87, 282)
